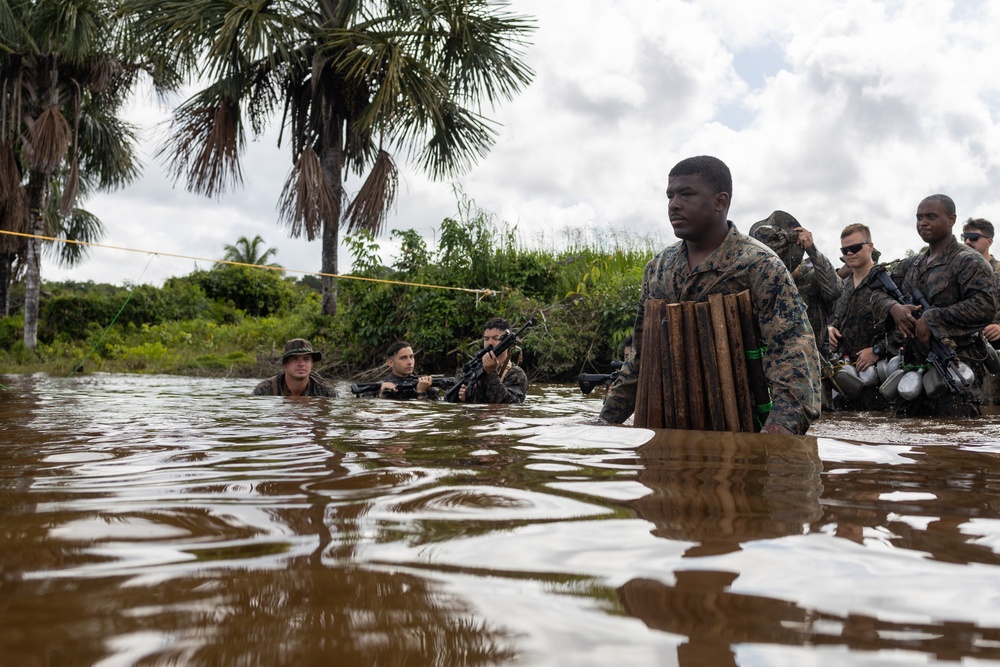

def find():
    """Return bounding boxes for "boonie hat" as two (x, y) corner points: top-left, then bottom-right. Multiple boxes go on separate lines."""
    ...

(749, 210), (805, 272)
(281, 338), (322, 363)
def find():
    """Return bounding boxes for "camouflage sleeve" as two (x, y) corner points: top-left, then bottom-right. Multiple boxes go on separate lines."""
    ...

(922, 254), (997, 339)
(869, 258), (912, 326)
(475, 364), (528, 403)
(827, 283), (849, 332)
(809, 247), (843, 304)
(994, 270), (1000, 325)
(751, 256), (822, 434)
(599, 270), (650, 423)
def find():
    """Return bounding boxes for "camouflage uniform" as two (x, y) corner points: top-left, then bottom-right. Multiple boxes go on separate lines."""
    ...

(982, 255), (1000, 405)
(990, 257), (1000, 324)
(463, 363), (528, 404)
(793, 248), (842, 350)
(827, 268), (884, 358)
(600, 222), (821, 434)
(870, 236), (996, 416)
(825, 268), (888, 410)
(252, 373), (338, 397)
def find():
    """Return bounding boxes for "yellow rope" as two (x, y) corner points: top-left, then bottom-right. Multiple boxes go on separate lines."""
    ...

(0, 229), (497, 297)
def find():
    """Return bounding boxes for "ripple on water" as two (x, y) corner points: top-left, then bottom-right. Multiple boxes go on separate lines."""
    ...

(7, 375), (1000, 666)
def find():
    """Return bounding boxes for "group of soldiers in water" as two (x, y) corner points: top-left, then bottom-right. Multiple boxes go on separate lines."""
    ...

(251, 316), (529, 405)
(253, 155), (999, 435)
(756, 205), (1000, 419)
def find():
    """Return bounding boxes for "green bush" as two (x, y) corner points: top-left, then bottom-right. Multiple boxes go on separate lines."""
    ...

(192, 265), (298, 317)
(0, 314), (23, 350)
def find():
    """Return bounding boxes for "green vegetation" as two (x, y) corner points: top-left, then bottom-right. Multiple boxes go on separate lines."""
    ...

(0, 202), (657, 380)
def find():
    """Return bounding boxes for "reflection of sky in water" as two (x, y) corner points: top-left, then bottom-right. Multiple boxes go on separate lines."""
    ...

(3, 374), (1000, 665)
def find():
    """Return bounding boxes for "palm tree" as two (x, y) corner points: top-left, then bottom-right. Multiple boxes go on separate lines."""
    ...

(124, 0), (535, 316)
(221, 234), (280, 266)
(0, 0), (177, 347)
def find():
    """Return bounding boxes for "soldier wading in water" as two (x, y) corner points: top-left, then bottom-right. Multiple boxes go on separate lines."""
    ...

(600, 155), (821, 435)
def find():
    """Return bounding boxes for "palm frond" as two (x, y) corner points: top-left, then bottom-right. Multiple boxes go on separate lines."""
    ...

(344, 148), (397, 236)
(414, 101), (496, 179)
(160, 90), (244, 197)
(26, 105), (71, 172)
(75, 96), (140, 190)
(47, 205), (104, 267)
(0, 185), (28, 255)
(0, 140), (23, 203)
(277, 145), (338, 241)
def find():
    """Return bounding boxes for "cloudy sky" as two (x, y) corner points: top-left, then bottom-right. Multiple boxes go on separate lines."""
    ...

(46, 0), (1000, 287)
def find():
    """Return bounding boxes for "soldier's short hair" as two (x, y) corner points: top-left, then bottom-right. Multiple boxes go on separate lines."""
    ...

(669, 156), (732, 197)
(386, 341), (412, 359)
(483, 317), (511, 332)
(922, 193), (956, 217)
(840, 223), (872, 242)
(964, 217), (994, 238)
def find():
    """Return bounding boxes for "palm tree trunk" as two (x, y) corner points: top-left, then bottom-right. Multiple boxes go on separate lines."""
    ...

(319, 120), (346, 317)
(22, 174), (48, 351)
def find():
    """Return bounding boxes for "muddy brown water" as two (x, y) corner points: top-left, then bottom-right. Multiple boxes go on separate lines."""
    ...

(3, 374), (1000, 666)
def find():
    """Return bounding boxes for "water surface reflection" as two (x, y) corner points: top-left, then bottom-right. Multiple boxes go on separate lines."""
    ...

(3, 374), (1000, 665)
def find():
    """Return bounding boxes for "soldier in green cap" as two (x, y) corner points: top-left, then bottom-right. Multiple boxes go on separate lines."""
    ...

(750, 210), (842, 350)
(252, 338), (338, 397)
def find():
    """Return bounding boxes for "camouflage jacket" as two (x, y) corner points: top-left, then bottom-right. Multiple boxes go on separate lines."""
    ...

(463, 363), (528, 404)
(870, 237), (996, 349)
(600, 223), (821, 434)
(793, 247), (842, 348)
(252, 373), (339, 397)
(827, 267), (884, 358)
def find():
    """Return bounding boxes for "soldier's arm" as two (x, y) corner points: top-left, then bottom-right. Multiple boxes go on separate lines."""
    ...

(869, 258), (912, 326)
(921, 254), (997, 338)
(752, 259), (822, 434)
(809, 248), (843, 304)
(599, 279), (649, 424)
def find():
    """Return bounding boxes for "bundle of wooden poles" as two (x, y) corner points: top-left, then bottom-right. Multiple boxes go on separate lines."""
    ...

(634, 290), (770, 432)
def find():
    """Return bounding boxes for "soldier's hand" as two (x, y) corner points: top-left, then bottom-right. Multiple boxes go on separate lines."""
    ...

(855, 347), (878, 371)
(458, 384), (468, 402)
(379, 381), (397, 397)
(760, 422), (794, 435)
(984, 324), (1000, 342)
(793, 227), (814, 251)
(482, 350), (499, 373)
(417, 375), (433, 393)
(889, 303), (921, 337)
(827, 325), (843, 347)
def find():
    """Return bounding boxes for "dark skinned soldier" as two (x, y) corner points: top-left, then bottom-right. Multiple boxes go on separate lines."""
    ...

(600, 156), (821, 435)
(869, 194), (996, 417)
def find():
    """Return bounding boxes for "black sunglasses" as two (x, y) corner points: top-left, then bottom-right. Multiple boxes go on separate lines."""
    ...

(962, 232), (991, 242)
(839, 241), (871, 255)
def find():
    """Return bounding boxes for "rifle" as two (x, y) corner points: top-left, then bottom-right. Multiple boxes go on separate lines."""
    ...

(445, 319), (536, 403)
(868, 265), (969, 396)
(351, 375), (456, 398)
(578, 360), (624, 395)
